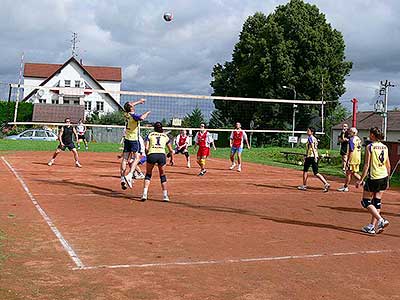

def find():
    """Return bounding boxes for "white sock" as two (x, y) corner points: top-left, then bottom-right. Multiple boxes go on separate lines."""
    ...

(143, 187), (148, 195)
(120, 175), (125, 181)
(238, 164), (241, 168)
(163, 190), (168, 197)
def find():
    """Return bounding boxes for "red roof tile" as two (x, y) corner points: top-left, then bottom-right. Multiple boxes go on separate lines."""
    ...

(24, 62), (122, 82)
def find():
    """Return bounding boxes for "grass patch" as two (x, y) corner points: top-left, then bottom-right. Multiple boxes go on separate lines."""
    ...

(1, 140), (398, 186)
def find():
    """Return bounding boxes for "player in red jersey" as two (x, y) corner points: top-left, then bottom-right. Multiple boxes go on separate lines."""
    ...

(169, 130), (191, 168)
(194, 123), (216, 176)
(229, 122), (250, 172)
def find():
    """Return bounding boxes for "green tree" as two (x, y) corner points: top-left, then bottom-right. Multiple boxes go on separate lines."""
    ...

(210, 0), (352, 144)
(86, 111), (125, 125)
(182, 107), (206, 128)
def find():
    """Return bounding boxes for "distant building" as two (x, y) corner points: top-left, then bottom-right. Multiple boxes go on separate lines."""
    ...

(331, 111), (400, 149)
(22, 56), (123, 120)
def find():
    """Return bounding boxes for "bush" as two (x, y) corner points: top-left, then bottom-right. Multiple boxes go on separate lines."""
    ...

(0, 101), (33, 124)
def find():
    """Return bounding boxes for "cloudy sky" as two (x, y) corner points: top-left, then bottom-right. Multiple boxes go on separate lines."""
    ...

(1, 0), (400, 112)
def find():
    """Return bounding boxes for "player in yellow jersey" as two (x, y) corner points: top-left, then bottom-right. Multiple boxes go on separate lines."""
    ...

(297, 127), (330, 192)
(120, 99), (150, 190)
(140, 122), (174, 202)
(356, 127), (391, 235)
(337, 127), (362, 192)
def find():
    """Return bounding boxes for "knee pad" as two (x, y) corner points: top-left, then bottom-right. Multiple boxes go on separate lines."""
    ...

(160, 175), (167, 183)
(200, 159), (206, 166)
(145, 173), (152, 181)
(372, 198), (381, 209)
(361, 198), (372, 208)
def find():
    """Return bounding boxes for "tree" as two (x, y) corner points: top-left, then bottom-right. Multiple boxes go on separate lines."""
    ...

(86, 111), (125, 125)
(210, 0), (352, 144)
(182, 107), (206, 128)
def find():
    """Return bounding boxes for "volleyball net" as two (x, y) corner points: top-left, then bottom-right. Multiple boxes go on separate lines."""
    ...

(6, 83), (326, 146)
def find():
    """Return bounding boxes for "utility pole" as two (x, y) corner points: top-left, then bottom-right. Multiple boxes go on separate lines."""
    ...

(13, 52), (24, 124)
(379, 80), (395, 141)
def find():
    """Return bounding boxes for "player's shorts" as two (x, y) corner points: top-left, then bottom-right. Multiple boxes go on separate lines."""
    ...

(123, 139), (140, 153)
(139, 155), (147, 165)
(147, 153), (166, 166)
(175, 147), (188, 155)
(231, 146), (243, 154)
(364, 177), (388, 193)
(58, 143), (76, 151)
(347, 164), (360, 173)
(77, 134), (86, 140)
(303, 157), (319, 175)
(197, 147), (210, 158)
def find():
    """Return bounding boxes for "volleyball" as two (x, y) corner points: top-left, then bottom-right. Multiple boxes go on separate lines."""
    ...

(163, 12), (173, 22)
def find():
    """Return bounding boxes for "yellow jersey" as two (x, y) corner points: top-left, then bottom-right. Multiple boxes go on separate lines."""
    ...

(147, 132), (170, 155)
(348, 136), (362, 165)
(369, 141), (388, 180)
(125, 112), (141, 141)
(306, 136), (318, 158)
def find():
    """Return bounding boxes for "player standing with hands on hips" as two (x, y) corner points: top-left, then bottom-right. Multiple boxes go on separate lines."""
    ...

(356, 127), (390, 235)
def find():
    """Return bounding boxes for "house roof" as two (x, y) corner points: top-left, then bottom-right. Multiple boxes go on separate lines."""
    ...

(22, 57), (123, 111)
(24, 61), (122, 82)
(333, 111), (400, 131)
(32, 103), (85, 123)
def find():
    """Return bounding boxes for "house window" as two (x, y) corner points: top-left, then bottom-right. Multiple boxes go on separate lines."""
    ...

(64, 96), (80, 105)
(38, 98), (46, 104)
(75, 80), (81, 88)
(84, 101), (92, 110)
(63, 99), (70, 105)
(52, 99), (59, 104)
(96, 101), (104, 111)
(65, 80), (71, 87)
(74, 100), (80, 105)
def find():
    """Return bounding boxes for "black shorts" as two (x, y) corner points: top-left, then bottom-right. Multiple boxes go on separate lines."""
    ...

(58, 143), (76, 151)
(78, 134), (86, 140)
(175, 148), (189, 155)
(364, 177), (388, 193)
(303, 157), (319, 175)
(123, 139), (140, 153)
(147, 153), (166, 166)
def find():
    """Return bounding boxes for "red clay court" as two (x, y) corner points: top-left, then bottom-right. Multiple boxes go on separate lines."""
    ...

(1, 151), (399, 300)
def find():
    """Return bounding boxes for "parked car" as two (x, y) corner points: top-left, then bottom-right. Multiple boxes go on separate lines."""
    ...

(5, 129), (58, 141)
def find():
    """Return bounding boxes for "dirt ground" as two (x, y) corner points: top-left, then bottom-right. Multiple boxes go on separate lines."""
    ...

(0, 151), (399, 300)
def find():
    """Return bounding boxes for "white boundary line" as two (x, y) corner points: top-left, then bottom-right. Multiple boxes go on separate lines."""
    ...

(75, 249), (394, 271)
(1, 156), (85, 269)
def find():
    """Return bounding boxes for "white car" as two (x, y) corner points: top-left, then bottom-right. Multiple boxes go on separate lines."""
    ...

(5, 129), (58, 141)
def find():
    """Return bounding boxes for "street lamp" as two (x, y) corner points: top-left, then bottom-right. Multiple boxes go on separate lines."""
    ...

(283, 85), (297, 148)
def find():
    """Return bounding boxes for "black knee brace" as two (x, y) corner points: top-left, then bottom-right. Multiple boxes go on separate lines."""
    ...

(160, 175), (167, 183)
(145, 173), (152, 181)
(372, 198), (381, 209)
(184, 152), (189, 158)
(361, 198), (372, 208)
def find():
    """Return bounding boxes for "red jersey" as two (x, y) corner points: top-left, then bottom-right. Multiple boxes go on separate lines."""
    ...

(176, 134), (189, 149)
(230, 130), (248, 148)
(196, 131), (207, 147)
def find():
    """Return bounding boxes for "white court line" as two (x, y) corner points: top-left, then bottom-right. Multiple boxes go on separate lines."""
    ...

(74, 249), (394, 271)
(1, 157), (85, 269)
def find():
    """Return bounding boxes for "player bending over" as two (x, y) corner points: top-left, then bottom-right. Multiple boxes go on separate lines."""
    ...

(48, 118), (82, 168)
(169, 130), (191, 168)
(141, 122), (174, 202)
(356, 127), (390, 235)
(229, 122), (250, 172)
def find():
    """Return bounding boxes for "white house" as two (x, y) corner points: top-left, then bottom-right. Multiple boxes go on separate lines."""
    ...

(22, 57), (123, 118)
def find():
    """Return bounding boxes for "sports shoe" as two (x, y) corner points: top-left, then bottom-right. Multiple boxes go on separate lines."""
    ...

(229, 163), (236, 170)
(323, 183), (330, 193)
(140, 194), (148, 201)
(121, 180), (127, 190)
(163, 195), (170, 202)
(361, 225), (376, 235)
(187, 162), (191, 168)
(47, 159), (54, 166)
(85, 146), (88, 150)
(376, 218), (389, 234)
(237, 167), (242, 172)
(75, 161), (82, 168)
(78, 146), (81, 150)
(124, 172), (133, 188)
(337, 186), (349, 192)
(297, 185), (307, 191)
(136, 173), (145, 180)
